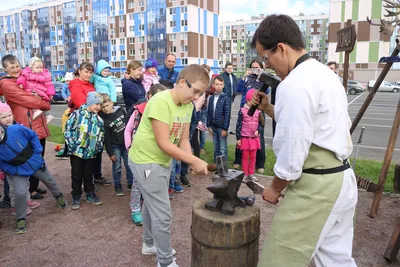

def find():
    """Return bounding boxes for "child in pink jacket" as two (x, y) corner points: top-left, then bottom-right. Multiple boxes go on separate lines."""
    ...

(141, 58), (159, 93)
(17, 57), (55, 123)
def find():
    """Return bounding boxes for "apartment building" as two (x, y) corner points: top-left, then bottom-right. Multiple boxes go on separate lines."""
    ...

(0, 0), (220, 77)
(219, 14), (329, 72)
(328, 0), (400, 82)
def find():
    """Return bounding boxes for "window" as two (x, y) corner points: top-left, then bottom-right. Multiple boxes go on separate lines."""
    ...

(308, 36), (312, 40)
(52, 36), (56, 42)
(139, 48), (144, 54)
(111, 51), (116, 56)
(120, 50), (126, 56)
(129, 49), (135, 56)
(85, 11), (89, 17)
(110, 17), (115, 23)
(139, 24), (144, 31)
(86, 0), (90, 4)
(170, 8), (176, 15)
(120, 27), (125, 33)
(80, 32), (84, 38)
(80, 53), (85, 59)
(129, 14), (134, 20)
(233, 40), (237, 43)
(128, 37), (134, 44)
(110, 5), (115, 11)
(52, 56), (56, 61)
(181, 58), (188, 65)
(181, 45), (188, 52)
(59, 65), (65, 70)
(59, 55), (64, 60)
(111, 39), (116, 45)
(120, 16), (124, 21)
(139, 0), (144, 6)
(170, 21), (176, 27)
(129, 26), (134, 32)
(87, 43), (92, 48)
(120, 38), (124, 44)
(58, 35), (62, 40)
(169, 34), (176, 41)
(110, 29), (115, 34)
(138, 12), (144, 19)
(53, 65), (58, 70)
(119, 4), (124, 9)
(309, 43), (313, 48)
(128, 2), (134, 8)
(51, 26), (55, 31)
(170, 46), (176, 53)
(52, 46), (57, 51)
(139, 36), (145, 43)
(181, 20), (187, 26)
(181, 6), (187, 13)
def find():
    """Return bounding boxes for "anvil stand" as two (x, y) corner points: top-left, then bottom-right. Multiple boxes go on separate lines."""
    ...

(205, 155), (245, 215)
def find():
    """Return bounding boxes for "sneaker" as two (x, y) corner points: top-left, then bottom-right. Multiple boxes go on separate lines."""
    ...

(0, 195), (11, 209)
(46, 114), (54, 124)
(16, 219), (26, 234)
(55, 149), (69, 158)
(11, 208), (32, 216)
(36, 187), (47, 194)
(168, 188), (174, 199)
(32, 109), (43, 120)
(250, 175), (258, 182)
(243, 175), (252, 183)
(86, 192), (103, 205)
(71, 196), (81, 210)
(131, 211), (143, 225)
(127, 183), (133, 191)
(233, 164), (240, 170)
(180, 174), (190, 187)
(257, 168), (265, 174)
(142, 243), (176, 256)
(157, 259), (179, 267)
(55, 193), (67, 209)
(30, 192), (44, 200)
(94, 177), (112, 186)
(115, 186), (124, 196)
(27, 200), (41, 209)
(200, 148), (205, 155)
(173, 183), (184, 193)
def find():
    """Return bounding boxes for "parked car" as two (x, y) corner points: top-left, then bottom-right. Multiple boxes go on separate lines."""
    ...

(347, 80), (367, 95)
(51, 81), (66, 103)
(368, 80), (399, 92)
(111, 77), (124, 106)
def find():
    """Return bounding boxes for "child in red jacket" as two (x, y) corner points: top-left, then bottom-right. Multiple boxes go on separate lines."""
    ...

(16, 57), (55, 124)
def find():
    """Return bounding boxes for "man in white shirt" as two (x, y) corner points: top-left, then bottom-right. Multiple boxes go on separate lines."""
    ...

(249, 15), (358, 267)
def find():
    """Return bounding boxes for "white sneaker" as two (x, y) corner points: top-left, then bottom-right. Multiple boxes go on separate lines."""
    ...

(250, 175), (258, 182)
(142, 243), (176, 256)
(257, 168), (265, 174)
(242, 175), (251, 183)
(157, 259), (179, 267)
(46, 114), (54, 124)
(32, 110), (43, 120)
(233, 164), (240, 170)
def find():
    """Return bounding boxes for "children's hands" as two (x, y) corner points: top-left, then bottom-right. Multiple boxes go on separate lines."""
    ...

(255, 130), (259, 136)
(237, 140), (241, 147)
(110, 155), (116, 162)
(190, 158), (209, 175)
(208, 128), (213, 136)
(221, 130), (227, 137)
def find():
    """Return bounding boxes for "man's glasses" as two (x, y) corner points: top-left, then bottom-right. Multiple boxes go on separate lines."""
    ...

(261, 44), (278, 63)
(182, 77), (192, 89)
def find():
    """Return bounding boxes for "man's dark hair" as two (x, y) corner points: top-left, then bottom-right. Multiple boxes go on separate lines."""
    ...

(1, 55), (19, 68)
(251, 14), (304, 51)
(213, 75), (224, 84)
(225, 62), (233, 69)
(327, 61), (337, 67)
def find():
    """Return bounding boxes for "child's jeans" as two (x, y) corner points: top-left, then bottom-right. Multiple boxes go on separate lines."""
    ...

(112, 145), (134, 187)
(71, 156), (95, 196)
(211, 126), (228, 163)
(242, 149), (257, 176)
(8, 164), (62, 219)
(199, 108), (207, 149)
(169, 159), (181, 190)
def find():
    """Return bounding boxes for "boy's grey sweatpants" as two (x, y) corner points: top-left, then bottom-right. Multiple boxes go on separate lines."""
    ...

(7, 174), (30, 208)
(128, 160), (173, 267)
(8, 166), (62, 220)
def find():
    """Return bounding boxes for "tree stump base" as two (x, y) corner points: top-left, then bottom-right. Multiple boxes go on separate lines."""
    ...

(191, 199), (260, 267)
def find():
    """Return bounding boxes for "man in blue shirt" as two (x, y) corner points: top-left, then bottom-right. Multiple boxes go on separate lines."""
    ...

(158, 53), (179, 84)
(220, 62), (237, 103)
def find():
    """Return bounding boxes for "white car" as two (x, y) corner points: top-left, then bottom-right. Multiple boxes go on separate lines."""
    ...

(368, 80), (399, 93)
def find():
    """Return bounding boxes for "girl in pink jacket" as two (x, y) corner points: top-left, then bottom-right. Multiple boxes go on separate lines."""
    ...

(17, 57), (55, 124)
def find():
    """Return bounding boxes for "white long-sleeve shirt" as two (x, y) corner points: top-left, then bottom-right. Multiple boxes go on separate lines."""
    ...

(273, 59), (353, 181)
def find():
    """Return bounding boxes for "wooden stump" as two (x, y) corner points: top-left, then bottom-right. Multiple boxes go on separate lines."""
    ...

(191, 199), (260, 267)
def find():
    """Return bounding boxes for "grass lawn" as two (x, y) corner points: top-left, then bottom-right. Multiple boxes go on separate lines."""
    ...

(47, 126), (397, 192)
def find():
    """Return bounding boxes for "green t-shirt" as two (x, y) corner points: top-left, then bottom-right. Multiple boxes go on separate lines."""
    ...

(129, 90), (193, 168)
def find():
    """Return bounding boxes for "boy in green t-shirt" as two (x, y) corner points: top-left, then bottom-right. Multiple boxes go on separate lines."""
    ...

(128, 64), (210, 267)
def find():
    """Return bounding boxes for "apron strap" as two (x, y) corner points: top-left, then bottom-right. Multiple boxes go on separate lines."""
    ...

(302, 159), (350, 175)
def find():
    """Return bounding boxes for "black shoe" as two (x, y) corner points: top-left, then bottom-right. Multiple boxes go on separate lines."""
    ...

(31, 193), (44, 200)
(71, 196), (81, 210)
(94, 177), (112, 186)
(0, 195), (11, 209)
(36, 188), (47, 194)
(180, 174), (190, 187)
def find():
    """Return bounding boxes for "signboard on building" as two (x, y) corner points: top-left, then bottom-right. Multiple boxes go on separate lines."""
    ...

(336, 24), (357, 52)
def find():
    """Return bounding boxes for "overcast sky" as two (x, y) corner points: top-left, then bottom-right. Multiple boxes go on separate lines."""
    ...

(0, 0), (329, 22)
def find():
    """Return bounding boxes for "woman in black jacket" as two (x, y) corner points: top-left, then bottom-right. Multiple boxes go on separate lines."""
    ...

(122, 60), (146, 111)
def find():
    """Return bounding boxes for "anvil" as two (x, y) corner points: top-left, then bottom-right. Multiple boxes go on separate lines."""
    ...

(205, 155), (246, 215)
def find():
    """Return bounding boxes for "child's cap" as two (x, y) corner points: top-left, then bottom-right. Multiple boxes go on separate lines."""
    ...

(29, 57), (43, 68)
(144, 58), (158, 69)
(0, 102), (11, 114)
(246, 89), (256, 102)
(86, 92), (103, 107)
(0, 126), (4, 143)
(65, 72), (74, 81)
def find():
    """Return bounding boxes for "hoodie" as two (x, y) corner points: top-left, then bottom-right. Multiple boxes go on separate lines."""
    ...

(99, 106), (127, 157)
(0, 124), (44, 176)
(124, 101), (147, 149)
(90, 59), (117, 102)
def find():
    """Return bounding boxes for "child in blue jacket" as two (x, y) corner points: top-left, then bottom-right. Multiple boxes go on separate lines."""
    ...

(0, 124), (67, 234)
(91, 59), (117, 102)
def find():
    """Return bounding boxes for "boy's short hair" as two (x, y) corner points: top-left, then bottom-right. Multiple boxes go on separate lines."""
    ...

(99, 93), (111, 103)
(327, 61), (337, 68)
(177, 64), (210, 87)
(213, 75), (224, 84)
(148, 84), (167, 96)
(1, 55), (19, 68)
(225, 62), (232, 69)
(201, 64), (211, 73)
(251, 14), (304, 51)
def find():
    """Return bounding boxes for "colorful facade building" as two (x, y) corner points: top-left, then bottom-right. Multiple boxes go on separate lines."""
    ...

(0, 0), (220, 77)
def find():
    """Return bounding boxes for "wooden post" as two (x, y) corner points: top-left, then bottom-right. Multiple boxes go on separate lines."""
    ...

(342, 19), (352, 93)
(384, 220), (400, 263)
(393, 164), (400, 193)
(369, 99), (400, 218)
(350, 44), (400, 134)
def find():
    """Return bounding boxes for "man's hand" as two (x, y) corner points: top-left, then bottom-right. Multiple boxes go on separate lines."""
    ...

(237, 140), (241, 147)
(249, 91), (274, 119)
(110, 155), (116, 162)
(190, 158), (209, 175)
(221, 130), (227, 137)
(208, 128), (213, 136)
(262, 186), (281, 205)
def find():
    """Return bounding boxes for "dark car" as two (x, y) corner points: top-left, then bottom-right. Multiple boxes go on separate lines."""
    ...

(52, 81), (66, 103)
